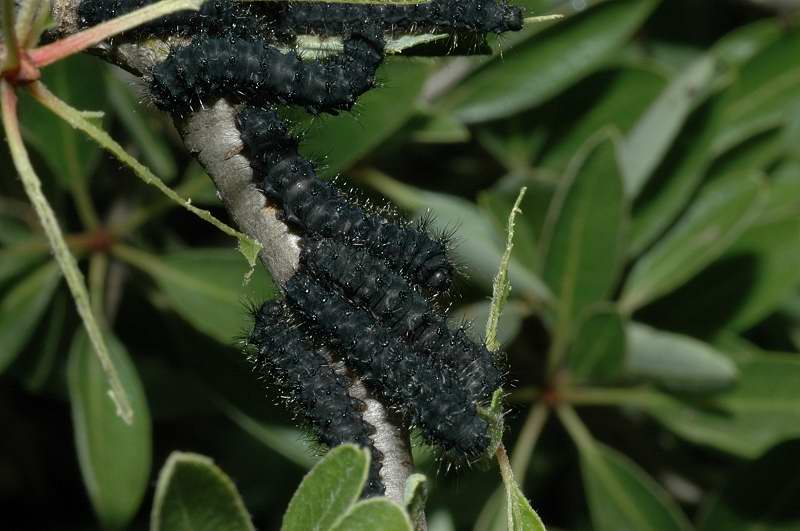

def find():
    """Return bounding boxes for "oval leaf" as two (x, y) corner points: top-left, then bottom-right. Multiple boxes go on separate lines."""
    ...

(68, 329), (152, 529)
(627, 323), (738, 391)
(367, 176), (551, 302)
(330, 499), (413, 531)
(622, 173), (767, 311)
(580, 443), (693, 531)
(19, 54), (109, 188)
(299, 60), (429, 177)
(646, 355), (800, 458)
(540, 133), (627, 336)
(565, 306), (626, 383)
(121, 247), (275, 343)
(442, 0), (659, 123)
(0, 262), (60, 373)
(151, 452), (255, 531)
(282, 444), (369, 531)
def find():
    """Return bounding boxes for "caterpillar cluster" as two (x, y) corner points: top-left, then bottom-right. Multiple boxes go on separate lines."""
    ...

(78, 0), (524, 39)
(249, 302), (384, 496)
(236, 106), (454, 294)
(78, 0), (523, 496)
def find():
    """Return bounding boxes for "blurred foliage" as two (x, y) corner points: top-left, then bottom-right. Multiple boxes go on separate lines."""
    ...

(4, 0), (800, 529)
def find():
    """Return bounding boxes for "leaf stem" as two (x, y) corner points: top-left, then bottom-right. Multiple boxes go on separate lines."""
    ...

(1, 0), (19, 72)
(29, 0), (203, 67)
(88, 252), (108, 319)
(496, 444), (522, 531)
(485, 186), (526, 352)
(510, 403), (549, 478)
(27, 81), (260, 262)
(71, 180), (101, 229)
(1, 79), (133, 424)
(562, 386), (663, 408)
(555, 405), (595, 454)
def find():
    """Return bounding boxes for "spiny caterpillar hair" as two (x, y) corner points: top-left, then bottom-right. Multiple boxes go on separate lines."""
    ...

(248, 300), (385, 496)
(278, 0), (524, 38)
(149, 33), (383, 116)
(77, 0), (273, 37)
(237, 106), (455, 295)
(300, 237), (502, 403)
(284, 271), (492, 458)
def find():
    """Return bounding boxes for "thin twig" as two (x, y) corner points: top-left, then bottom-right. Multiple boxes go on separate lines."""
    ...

(1, 79), (134, 424)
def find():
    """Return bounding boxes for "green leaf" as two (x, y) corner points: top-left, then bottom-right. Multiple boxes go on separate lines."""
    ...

(441, 0), (659, 123)
(104, 69), (178, 181)
(68, 329), (151, 529)
(698, 440), (800, 531)
(622, 55), (720, 197)
(0, 242), (47, 286)
(0, 261), (60, 373)
(329, 499), (413, 531)
(565, 306), (626, 384)
(282, 444), (369, 531)
(497, 445), (547, 531)
(626, 323), (738, 391)
(151, 452), (255, 531)
(537, 67), (668, 175)
(622, 173), (767, 311)
(579, 444), (692, 531)
(118, 246), (275, 343)
(215, 397), (318, 470)
(714, 27), (800, 150)
(646, 355), (800, 458)
(404, 474), (430, 531)
(629, 99), (722, 256)
(722, 181), (800, 331)
(19, 54), (109, 188)
(540, 132), (627, 336)
(18, 291), (67, 392)
(299, 60), (429, 177)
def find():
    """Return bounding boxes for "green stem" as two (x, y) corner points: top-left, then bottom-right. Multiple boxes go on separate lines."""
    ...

(28, 0), (203, 67)
(556, 405), (595, 454)
(14, 0), (42, 47)
(1, 0), (19, 72)
(28, 81), (258, 256)
(510, 403), (549, 478)
(563, 386), (663, 408)
(1, 79), (133, 424)
(496, 444), (522, 531)
(485, 186), (526, 352)
(88, 252), (108, 319)
(113, 171), (214, 235)
(71, 180), (101, 229)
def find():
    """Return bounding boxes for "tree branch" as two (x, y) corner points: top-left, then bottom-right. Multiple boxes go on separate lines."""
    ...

(48, 0), (414, 502)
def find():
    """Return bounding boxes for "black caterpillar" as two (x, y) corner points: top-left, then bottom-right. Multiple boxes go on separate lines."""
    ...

(150, 33), (383, 116)
(77, 0), (275, 37)
(279, 0), (524, 38)
(78, 0), (524, 38)
(300, 238), (501, 403)
(237, 106), (454, 294)
(284, 270), (491, 458)
(248, 301), (385, 496)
